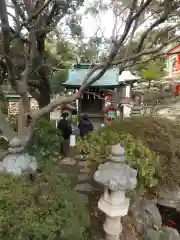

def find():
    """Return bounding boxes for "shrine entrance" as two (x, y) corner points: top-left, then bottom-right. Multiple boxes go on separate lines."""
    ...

(62, 63), (121, 129)
(80, 94), (103, 114)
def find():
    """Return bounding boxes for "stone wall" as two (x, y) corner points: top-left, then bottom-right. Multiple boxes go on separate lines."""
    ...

(8, 98), (39, 116)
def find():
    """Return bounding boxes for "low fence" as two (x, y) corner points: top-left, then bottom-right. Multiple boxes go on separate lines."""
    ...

(131, 103), (180, 118)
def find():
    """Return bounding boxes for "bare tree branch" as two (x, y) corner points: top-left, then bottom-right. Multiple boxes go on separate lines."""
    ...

(10, 26), (29, 43)
(123, 0), (145, 63)
(113, 35), (180, 66)
(25, 0), (53, 22)
(7, 11), (19, 26)
(0, 0), (17, 88)
(31, 0), (154, 119)
(11, 0), (53, 39)
(131, 0), (152, 21)
(148, 22), (180, 48)
(137, 13), (171, 52)
(11, 0), (26, 22)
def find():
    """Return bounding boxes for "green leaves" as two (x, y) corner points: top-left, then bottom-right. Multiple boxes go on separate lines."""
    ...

(121, 134), (159, 189)
(51, 69), (69, 93)
(77, 126), (160, 191)
(28, 119), (62, 167)
(0, 167), (89, 240)
(139, 59), (165, 82)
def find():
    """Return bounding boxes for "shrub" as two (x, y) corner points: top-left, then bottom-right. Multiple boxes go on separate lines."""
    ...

(72, 115), (79, 123)
(77, 129), (159, 191)
(77, 116), (180, 190)
(28, 119), (62, 167)
(0, 166), (89, 240)
(1, 118), (61, 165)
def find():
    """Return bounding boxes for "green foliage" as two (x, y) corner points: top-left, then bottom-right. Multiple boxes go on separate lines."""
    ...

(28, 119), (62, 167)
(72, 115), (80, 123)
(0, 166), (89, 240)
(139, 59), (165, 85)
(77, 130), (119, 158)
(77, 116), (180, 190)
(77, 129), (159, 190)
(46, 38), (75, 93)
(122, 134), (159, 188)
(76, 40), (100, 63)
(51, 69), (68, 93)
(47, 39), (75, 66)
(85, 0), (109, 16)
(5, 117), (61, 166)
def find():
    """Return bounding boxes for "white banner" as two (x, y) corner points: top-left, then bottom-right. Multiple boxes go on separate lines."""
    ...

(70, 134), (76, 147)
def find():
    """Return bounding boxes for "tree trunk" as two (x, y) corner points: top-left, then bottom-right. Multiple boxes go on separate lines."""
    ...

(36, 35), (51, 120)
(18, 99), (26, 137)
(18, 98), (31, 139)
(38, 88), (51, 120)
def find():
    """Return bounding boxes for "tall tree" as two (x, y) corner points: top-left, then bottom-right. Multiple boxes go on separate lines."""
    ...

(139, 59), (165, 89)
(0, 0), (84, 110)
(47, 38), (75, 93)
(0, 0), (180, 153)
(76, 37), (102, 63)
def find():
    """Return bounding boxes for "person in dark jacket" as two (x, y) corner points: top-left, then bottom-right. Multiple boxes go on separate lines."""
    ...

(58, 113), (72, 158)
(78, 114), (94, 138)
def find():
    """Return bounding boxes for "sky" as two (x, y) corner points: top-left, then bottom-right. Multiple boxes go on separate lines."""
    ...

(7, 2), (114, 39)
(6, 0), (172, 41)
(79, 0), (155, 39)
(79, 0), (115, 38)
(7, 0), (135, 40)
(81, 11), (114, 38)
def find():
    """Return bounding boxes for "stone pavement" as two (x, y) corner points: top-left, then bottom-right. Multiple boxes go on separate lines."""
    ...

(58, 156), (95, 203)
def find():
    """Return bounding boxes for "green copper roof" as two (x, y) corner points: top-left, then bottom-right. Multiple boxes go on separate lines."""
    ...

(63, 67), (119, 89)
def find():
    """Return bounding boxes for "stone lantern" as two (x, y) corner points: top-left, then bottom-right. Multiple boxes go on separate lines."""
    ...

(94, 143), (137, 240)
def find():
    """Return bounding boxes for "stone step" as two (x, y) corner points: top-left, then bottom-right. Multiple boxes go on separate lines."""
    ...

(79, 167), (91, 173)
(76, 193), (89, 203)
(77, 173), (91, 181)
(74, 155), (84, 160)
(74, 154), (92, 161)
(74, 183), (93, 192)
(59, 158), (76, 166)
(77, 161), (92, 168)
